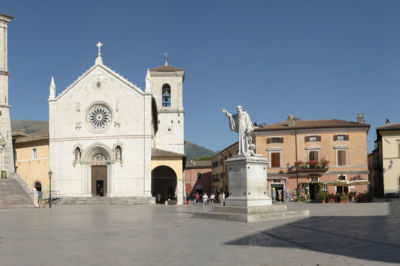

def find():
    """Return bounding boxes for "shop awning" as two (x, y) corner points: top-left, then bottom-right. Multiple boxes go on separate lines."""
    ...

(324, 180), (369, 186)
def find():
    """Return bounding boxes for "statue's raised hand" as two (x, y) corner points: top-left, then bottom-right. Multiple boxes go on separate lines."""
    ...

(221, 108), (230, 116)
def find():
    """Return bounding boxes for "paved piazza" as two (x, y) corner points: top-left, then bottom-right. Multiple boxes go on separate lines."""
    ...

(0, 200), (399, 266)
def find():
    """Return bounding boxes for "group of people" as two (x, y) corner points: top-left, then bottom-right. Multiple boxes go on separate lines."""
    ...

(186, 192), (226, 206)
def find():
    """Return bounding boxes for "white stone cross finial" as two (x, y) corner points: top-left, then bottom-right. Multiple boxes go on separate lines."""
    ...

(164, 52), (168, 66)
(97, 41), (103, 56)
(95, 41), (103, 64)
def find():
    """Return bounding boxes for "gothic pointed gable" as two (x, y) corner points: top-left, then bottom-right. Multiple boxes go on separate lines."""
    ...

(55, 63), (147, 101)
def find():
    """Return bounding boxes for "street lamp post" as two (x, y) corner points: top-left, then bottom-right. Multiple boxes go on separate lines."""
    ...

(48, 170), (52, 208)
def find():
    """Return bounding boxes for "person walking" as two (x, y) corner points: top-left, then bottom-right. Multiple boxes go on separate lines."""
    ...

(195, 192), (200, 205)
(272, 187), (276, 203)
(202, 193), (208, 205)
(186, 193), (189, 205)
(222, 192), (226, 206)
(210, 193), (215, 207)
(37, 190), (43, 207)
(218, 192), (223, 205)
(156, 193), (161, 204)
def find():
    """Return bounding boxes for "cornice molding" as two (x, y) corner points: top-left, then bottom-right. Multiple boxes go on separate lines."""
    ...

(0, 70), (9, 76)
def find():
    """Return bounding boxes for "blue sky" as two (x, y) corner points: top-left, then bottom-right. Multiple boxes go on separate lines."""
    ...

(2, 0), (400, 152)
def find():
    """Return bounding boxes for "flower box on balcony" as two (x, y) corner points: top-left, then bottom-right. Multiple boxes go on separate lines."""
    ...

(289, 167), (328, 173)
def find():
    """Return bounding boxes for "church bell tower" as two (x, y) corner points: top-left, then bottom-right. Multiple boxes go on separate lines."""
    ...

(146, 57), (185, 154)
(0, 14), (14, 174)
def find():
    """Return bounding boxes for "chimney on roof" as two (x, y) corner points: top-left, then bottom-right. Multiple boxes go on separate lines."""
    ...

(357, 114), (365, 123)
(288, 115), (296, 127)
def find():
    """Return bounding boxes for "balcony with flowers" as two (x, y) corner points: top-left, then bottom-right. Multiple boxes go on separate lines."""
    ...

(289, 158), (329, 173)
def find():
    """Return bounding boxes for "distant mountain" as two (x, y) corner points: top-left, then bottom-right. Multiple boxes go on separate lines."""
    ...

(11, 120), (215, 161)
(11, 120), (48, 134)
(184, 140), (215, 161)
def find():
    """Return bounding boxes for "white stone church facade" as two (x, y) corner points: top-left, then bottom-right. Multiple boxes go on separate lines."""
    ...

(49, 44), (185, 203)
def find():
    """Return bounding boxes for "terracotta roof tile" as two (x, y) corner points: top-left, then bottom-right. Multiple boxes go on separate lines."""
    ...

(185, 160), (212, 169)
(13, 130), (49, 144)
(152, 148), (185, 158)
(376, 123), (400, 131)
(255, 119), (370, 131)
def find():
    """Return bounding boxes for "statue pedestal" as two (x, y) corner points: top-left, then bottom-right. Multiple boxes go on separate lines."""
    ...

(191, 154), (309, 222)
(225, 154), (272, 207)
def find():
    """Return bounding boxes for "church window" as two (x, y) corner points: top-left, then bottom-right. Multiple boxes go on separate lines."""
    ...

(162, 84), (171, 107)
(87, 104), (112, 130)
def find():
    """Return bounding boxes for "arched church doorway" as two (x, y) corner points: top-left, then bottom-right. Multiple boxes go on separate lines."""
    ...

(152, 166), (177, 203)
(92, 165), (107, 196)
(89, 151), (110, 197)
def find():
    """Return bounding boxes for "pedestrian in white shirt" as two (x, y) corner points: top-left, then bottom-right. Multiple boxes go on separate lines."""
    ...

(202, 193), (208, 205)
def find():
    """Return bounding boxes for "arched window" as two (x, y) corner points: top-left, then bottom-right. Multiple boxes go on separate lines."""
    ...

(34, 181), (42, 192)
(162, 84), (171, 107)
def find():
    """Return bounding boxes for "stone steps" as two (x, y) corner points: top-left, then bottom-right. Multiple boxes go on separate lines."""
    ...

(191, 205), (310, 223)
(59, 196), (155, 206)
(196, 210), (310, 223)
(0, 176), (35, 208)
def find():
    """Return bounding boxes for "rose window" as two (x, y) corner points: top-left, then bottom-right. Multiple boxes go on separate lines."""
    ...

(87, 104), (112, 130)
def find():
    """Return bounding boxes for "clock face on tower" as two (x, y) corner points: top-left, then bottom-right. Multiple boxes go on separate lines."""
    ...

(86, 104), (112, 130)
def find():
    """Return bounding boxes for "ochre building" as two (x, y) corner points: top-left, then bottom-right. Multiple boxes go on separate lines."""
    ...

(13, 131), (50, 194)
(212, 115), (370, 201)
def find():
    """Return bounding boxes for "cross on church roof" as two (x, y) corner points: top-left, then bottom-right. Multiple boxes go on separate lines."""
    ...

(95, 41), (103, 65)
(97, 41), (103, 56)
(164, 52), (168, 66)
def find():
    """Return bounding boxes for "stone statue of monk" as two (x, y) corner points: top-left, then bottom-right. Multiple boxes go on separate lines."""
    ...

(222, 106), (255, 156)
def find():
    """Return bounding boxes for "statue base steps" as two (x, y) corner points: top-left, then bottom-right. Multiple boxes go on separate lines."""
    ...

(191, 154), (309, 222)
(192, 204), (309, 223)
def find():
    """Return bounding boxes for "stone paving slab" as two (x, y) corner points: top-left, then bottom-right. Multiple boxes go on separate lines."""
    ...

(0, 200), (398, 266)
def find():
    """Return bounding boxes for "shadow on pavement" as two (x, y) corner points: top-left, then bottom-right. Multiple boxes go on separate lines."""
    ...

(226, 199), (400, 263)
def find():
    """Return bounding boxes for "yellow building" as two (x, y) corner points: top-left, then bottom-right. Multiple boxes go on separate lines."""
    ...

(211, 142), (238, 193)
(151, 148), (185, 203)
(13, 131), (50, 194)
(371, 123), (400, 197)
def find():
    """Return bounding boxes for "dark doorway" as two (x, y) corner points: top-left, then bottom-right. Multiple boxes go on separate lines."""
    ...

(91, 165), (107, 197)
(96, 180), (104, 196)
(152, 166), (177, 203)
(34, 181), (42, 192)
(309, 183), (320, 201)
(272, 184), (284, 202)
